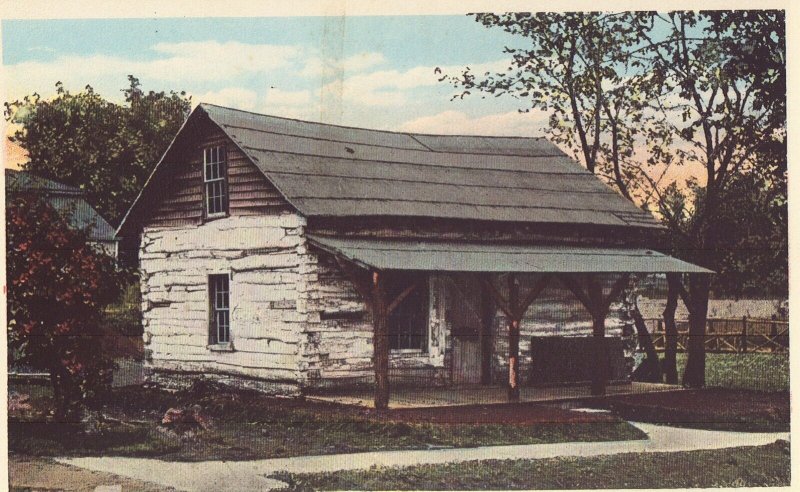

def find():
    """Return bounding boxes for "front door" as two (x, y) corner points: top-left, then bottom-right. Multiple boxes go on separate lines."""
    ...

(452, 336), (482, 384)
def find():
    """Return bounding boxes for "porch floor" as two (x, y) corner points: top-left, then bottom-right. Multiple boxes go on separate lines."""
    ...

(307, 382), (684, 409)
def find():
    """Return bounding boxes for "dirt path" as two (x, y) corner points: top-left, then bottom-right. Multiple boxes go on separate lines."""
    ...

(57, 422), (788, 492)
(10, 455), (174, 491)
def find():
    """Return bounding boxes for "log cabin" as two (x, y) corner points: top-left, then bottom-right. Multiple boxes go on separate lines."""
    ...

(117, 103), (709, 408)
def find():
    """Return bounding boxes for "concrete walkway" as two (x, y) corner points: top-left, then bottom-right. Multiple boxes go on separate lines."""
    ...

(58, 423), (789, 492)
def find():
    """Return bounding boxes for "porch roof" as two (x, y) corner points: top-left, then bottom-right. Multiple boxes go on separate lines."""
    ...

(307, 235), (711, 274)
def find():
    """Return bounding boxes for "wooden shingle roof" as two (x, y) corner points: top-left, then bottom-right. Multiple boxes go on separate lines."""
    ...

(119, 103), (663, 235)
(201, 104), (660, 228)
(307, 235), (712, 273)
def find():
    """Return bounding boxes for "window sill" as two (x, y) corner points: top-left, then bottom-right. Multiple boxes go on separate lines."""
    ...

(204, 213), (228, 222)
(390, 349), (428, 358)
(208, 343), (235, 352)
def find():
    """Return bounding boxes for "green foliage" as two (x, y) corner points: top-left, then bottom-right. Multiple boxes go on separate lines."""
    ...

(6, 195), (127, 418)
(676, 353), (788, 392)
(635, 12), (786, 269)
(445, 14), (787, 383)
(4, 76), (191, 226)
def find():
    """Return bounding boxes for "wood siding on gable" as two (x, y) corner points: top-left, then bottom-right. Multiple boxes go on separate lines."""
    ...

(147, 124), (290, 228)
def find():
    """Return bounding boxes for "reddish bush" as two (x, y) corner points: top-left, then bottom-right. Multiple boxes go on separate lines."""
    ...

(7, 195), (125, 419)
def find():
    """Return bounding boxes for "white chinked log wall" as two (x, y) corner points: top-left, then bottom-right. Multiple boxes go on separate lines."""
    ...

(140, 212), (311, 393)
(300, 253), (450, 389)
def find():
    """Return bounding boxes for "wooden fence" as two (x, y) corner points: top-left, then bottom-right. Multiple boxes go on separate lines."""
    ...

(645, 317), (789, 353)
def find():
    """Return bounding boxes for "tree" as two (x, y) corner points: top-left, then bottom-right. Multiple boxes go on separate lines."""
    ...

(441, 11), (664, 380)
(443, 10), (786, 388)
(441, 12), (658, 202)
(7, 195), (126, 419)
(4, 76), (191, 226)
(637, 11), (786, 387)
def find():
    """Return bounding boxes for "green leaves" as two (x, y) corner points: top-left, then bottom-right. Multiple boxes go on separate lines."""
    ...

(441, 10), (786, 297)
(5, 77), (191, 227)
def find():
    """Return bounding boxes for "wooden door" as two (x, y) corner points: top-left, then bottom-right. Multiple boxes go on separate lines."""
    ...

(453, 336), (482, 384)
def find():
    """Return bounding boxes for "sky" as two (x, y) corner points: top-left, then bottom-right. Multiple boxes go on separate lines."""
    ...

(2, 17), (549, 137)
(1, 15), (701, 189)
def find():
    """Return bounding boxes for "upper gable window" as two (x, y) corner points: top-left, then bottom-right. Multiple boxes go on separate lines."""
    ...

(203, 146), (228, 217)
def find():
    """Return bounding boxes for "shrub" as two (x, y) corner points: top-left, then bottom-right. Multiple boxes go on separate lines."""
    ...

(7, 195), (125, 419)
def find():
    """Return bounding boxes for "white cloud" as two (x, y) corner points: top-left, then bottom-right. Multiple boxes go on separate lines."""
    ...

(398, 109), (550, 137)
(300, 51), (386, 78)
(5, 41), (306, 102)
(322, 59), (509, 108)
(264, 88), (312, 107)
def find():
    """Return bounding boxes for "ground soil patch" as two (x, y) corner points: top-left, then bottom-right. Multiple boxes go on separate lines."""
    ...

(387, 402), (619, 425)
(591, 388), (789, 431)
(9, 382), (644, 462)
(9, 455), (172, 491)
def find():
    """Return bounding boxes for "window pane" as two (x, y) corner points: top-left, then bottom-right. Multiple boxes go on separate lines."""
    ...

(387, 278), (429, 351)
(210, 274), (231, 344)
(203, 146), (227, 216)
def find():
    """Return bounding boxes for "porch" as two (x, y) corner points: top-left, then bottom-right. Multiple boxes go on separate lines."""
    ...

(307, 235), (710, 410)
(308, 381), (683, 409)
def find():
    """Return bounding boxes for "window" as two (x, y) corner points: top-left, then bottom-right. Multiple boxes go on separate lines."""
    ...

(209, 274), (231, 345)
(388, 276), (429, 351)
(203, 146), (228, 217)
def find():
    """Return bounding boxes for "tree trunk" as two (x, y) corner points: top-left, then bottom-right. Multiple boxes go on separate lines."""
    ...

(631, 307), (662, 382)
(682, 274), (710, 388)
(663, 274), (681, 384)
(372, 272), (390, 410)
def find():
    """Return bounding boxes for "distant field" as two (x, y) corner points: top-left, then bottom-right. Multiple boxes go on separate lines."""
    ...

(676, 353), (788, 392)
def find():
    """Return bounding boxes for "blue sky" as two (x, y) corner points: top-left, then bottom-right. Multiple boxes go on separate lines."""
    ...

(3, 16), (551, 136)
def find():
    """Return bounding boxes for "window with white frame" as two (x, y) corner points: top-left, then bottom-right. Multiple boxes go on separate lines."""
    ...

(209, 274), (231, 345)
(203, 146), (228, 217)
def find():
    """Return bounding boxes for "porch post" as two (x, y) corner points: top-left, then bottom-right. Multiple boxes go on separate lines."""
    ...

(586, 277), (608, 396)
(479, 282), (494, 385)
(372, 271), (390, 410)
(558, 273), (630, 397)
(507, 274), (521, 402)
(334, 257), (392, 411)
(481, 273), (551, 403)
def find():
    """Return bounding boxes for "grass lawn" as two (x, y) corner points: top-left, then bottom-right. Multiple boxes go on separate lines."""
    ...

(676, 352), (788, 392)
(9, 381), (644, 462)
(274, 441), (791, 490)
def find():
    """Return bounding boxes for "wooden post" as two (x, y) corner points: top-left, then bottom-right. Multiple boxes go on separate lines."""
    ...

(741, 316), (748, 353)
(586, 276), (607, 396)
(558, 273), (629, 397)
(480, 274), (550, 402)
(372, 271), (390, 410)
(507, 274), (521, 402)
(334, 257), (392, 410)
(479, 282), (494, 385)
